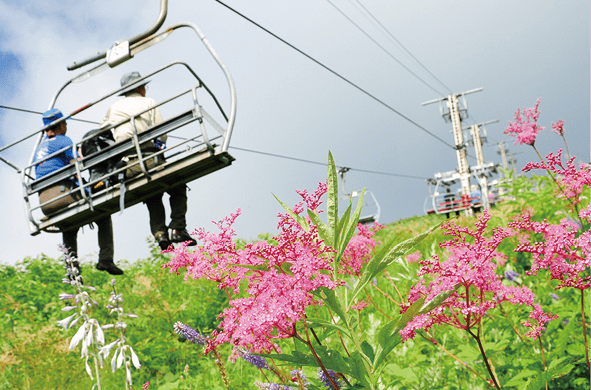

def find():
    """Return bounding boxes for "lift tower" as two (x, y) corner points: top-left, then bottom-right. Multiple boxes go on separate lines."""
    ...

(463, 119), (498, 210)
(422, 87), (483, 215)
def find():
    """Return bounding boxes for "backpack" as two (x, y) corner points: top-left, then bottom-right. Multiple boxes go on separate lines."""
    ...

(80, 129), (117, 192)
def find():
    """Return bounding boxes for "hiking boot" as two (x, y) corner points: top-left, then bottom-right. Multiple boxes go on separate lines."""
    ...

(155, 231), (172, 251)
(96, 261), (124, 275)
(170, 229), (197, 246)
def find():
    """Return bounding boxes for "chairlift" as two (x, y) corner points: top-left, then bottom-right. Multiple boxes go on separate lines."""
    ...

(0, 0), (237, 236)
(338, 168), (381, 225)
(423, 170), (474, 215)
(424, 166), (502, 215)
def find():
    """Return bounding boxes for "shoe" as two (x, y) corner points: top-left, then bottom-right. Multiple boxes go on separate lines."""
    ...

(155, 231), (172, 251)
(96, 261), (124, 275)
(170, 229), (197, 246)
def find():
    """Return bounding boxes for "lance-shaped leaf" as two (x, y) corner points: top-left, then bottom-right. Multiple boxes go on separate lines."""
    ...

(350, 351), (372, 389)
(335, 190), (365, 265)
(348, 222), (441, 309)
(326, 151), (339, 246)
(273, 193), (309, 232)
(312, 287), (348, 328)
(305, 317), (351, 339)
(307, 209), (329, 243)
(373, 285), (459, 369)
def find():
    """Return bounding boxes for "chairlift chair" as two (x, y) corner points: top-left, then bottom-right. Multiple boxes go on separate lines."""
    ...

(338, 168), (381, 225)
(0, 0), (237, 236)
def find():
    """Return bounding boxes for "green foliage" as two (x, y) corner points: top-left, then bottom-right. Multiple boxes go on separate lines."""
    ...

(1, 154), (589, 389)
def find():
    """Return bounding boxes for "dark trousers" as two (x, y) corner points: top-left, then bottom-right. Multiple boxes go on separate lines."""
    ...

(145, 186), (188, 235)
(62, 217), (114, 263)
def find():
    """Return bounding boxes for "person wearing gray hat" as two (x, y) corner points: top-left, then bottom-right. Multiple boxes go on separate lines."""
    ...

(101, 72), (197, 250)
(34, 109), (123, 276)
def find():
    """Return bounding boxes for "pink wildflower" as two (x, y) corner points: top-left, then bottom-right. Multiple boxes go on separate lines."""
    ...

(340, 224), (382, 275)
(522, 149), (591, 208)
(552, 119), (565, 136)
(521, 304), (559, 340)
(504, 98), (545, 146)
(400, 210), (538, 341)
(406, 250), (422, 264)
(509, 214), (590, 290)
(580, 204), (591, 223)
(163, 182), (343, 356)
(351, 300), (369, 311)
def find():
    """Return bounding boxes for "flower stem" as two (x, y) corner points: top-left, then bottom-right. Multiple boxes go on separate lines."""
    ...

(93, 352), (102, 390)
(419, 331), (491, 387)
(561, 135), (571, 160)
(538, 338), (548, 390)
(302, 316), (341, 390)
(467, 329), (503, 389)
(581, 289), (590, 370)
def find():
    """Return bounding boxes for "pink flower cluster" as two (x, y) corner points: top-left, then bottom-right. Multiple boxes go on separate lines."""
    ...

(522, 149), (591, 208)
(509, 214), (590, 290)
(521, 304), (559, 340)
(552, 119), (565, 136)
(162, 182), (342, 355)
(405, 250), (422, 264)
(400, 211), (543, 341)
(340, 223), (384, 275)
(504, 98), (545, 146)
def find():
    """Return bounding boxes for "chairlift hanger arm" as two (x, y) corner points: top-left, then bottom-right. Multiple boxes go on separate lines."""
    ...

(67, 0), (168, 71)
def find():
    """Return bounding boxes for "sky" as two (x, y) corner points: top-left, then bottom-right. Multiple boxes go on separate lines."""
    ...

(0, 0), (589, 266)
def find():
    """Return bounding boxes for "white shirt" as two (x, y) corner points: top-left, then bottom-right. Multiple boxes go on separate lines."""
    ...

(101, 92), (165, 143)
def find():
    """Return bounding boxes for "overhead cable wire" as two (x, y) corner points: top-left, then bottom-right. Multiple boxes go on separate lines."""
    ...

(0, 105), (100, 125)
(0, 104), (429, 180)
(351, 0), (454, 95)
(323, 0), (445, 96)
(213, 0), (458, 151)
(229, 146), (427, 180)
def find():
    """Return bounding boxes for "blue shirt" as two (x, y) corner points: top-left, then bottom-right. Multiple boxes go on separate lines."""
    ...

(34, 135), (77, 179)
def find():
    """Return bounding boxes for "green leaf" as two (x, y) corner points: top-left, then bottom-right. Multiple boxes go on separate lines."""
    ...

(260, 351), (316, 366)
(373, 331), (403, 370)
(312, 287), (349, 328)
(361, 340), (375, 364)
(227, 263), (269, 272)
(350, 351), (372, 389)
(373, 285), (458, 370)
(305, 317), (351, 338)
(348, 222), (441, 308)
(503, 369), (538, 387)
(307, 209), (329, 242)
(336, 190), (365, 264)
(273, 193), (309, 232)
(326, 151), (339, 246)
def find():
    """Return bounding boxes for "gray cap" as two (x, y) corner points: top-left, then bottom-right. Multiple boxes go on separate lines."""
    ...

(118, 71), (151, 96)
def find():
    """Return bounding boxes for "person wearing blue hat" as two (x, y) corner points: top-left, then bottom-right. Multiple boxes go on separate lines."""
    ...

(34, 109), (123, 275)
(102, 71), (197, 250)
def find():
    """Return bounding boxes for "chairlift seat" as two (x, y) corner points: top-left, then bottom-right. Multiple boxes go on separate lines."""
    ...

(27, 108), (234, 235)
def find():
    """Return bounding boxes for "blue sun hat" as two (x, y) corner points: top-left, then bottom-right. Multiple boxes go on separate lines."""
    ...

(42, 108), (64, 126)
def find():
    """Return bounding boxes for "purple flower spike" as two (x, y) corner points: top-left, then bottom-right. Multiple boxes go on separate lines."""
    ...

(240, 350), (269, 369)
(174, 322), (208, 346)
(504, 270), (519, 282)
(549, 293), (560, 300)
(317, 368), (343, 389)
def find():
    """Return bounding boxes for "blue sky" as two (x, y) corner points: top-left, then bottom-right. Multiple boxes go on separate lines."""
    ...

(0, 0), (589, 266)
